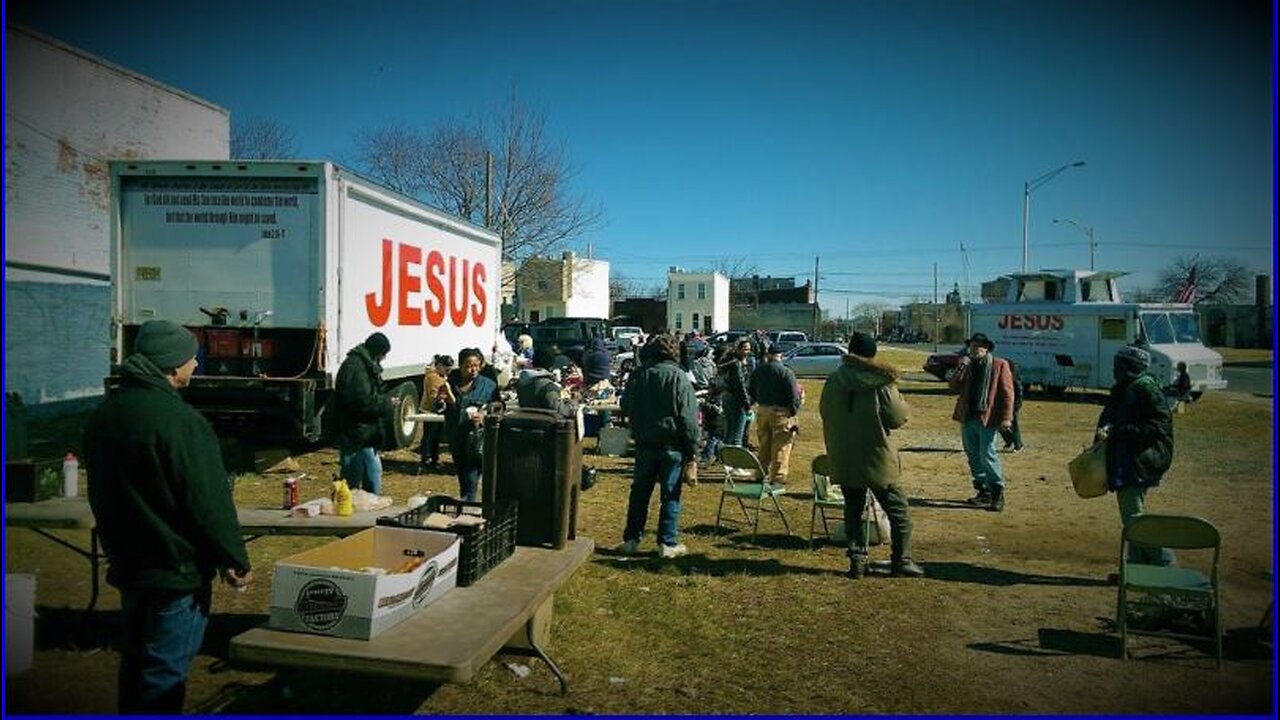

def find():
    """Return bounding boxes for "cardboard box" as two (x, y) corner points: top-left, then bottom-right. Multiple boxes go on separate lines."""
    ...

(268, 526), (460, 640)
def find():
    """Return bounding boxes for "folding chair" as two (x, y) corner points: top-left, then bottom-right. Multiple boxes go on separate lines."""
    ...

(1117, 514), (1223, 668)
(809, 455), (845, 548)
(714, 445), (792, 543)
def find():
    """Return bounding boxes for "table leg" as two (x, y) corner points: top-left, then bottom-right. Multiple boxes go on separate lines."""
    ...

(29, 527), (103, 612)
(503, 595), (569, 695)
(88, 528), (100, 613)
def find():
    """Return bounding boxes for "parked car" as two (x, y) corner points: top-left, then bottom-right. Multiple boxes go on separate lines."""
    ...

(607, 325), (645, 352)
(922, 346), (966, 382)
(783, 342), (846, 377)
(767, 330), (809, 354)
(707, 329), (750, 347)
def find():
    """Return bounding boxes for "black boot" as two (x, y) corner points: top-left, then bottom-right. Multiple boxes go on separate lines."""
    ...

(988, 486), (1005, 512)
(846, 552), (867, 579)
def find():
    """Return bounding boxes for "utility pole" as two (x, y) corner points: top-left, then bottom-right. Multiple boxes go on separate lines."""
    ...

(933, 262), (939, 352)
(812, 256), (820, 340)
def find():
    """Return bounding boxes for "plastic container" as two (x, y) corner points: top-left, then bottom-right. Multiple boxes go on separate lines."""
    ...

(377, 496), (517, 586)
(61, 453), (79, 498)
(331, 479), (354, 516)
(5, 574), (35, 676)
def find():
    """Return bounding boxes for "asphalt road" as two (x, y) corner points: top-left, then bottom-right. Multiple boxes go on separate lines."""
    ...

(1223, 364), (1273, 397)
(884, 343), (1272, 397)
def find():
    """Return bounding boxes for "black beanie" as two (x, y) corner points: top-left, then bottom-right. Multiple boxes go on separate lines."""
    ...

(849, 331), (877, 358)
(365, 332), (391, 357)
(134, 320), (199, 370)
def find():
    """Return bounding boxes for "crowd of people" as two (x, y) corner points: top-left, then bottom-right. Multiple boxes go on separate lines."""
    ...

(80, 318), (1180, 712)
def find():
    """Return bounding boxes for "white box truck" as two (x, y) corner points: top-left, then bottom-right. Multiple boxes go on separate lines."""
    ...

(924, 270), (1226, 395)
(107, 160), (503, 446)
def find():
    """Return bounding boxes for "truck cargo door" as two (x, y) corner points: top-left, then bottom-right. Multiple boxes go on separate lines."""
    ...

(118, 176), (320, 327)
(1097, 316), (1129, 387)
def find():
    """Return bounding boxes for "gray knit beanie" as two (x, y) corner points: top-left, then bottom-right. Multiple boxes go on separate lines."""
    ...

(134, 320), (199, 370)
(1115, 345), (1151, 370)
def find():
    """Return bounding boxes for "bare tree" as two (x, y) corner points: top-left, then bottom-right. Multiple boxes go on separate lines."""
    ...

(1156, 255), (1251, 304)
(352, 122), (429, 197)
(350, 91), (602, 285)
(230, 117), (298, 159)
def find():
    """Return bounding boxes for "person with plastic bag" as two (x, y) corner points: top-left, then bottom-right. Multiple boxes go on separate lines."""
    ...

(443, 347), (499, 501)
(1096, 345), (1175, 569)
(819, 332), (923, 578)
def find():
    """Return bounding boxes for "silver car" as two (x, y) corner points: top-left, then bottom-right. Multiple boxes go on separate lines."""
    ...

(783, 342), (847, 377)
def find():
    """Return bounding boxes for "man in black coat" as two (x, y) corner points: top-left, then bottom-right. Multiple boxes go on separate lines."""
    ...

(84, 320), (252, 713)
(749, 344), (802, 485)
(332, 332), (395, 494)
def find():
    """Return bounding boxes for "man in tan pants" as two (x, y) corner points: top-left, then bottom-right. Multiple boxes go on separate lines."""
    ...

(749, 345), (802, 484)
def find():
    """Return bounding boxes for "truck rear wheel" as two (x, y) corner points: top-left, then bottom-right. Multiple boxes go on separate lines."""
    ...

(389, 381), (422, 449)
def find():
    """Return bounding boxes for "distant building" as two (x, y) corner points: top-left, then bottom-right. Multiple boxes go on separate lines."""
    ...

(1195, 275), (1273, 349)
(667, 268), (729, 335)
(4, 24), (230, 411)
(514, 251), (610, 322)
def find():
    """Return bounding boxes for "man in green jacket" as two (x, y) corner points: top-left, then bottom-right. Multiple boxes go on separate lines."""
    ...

(1096, 345), (1175, 566)
(819, 333), (924, 578)
(85, 320), (252, 713)
(618, 334), (700, 559)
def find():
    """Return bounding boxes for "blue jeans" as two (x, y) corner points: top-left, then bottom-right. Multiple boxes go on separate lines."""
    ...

(339, 445), (382, 494)
(118, 585), (210, 713)
(960, 418), (1004, 492)
(455, 456), (481, 502)
(723, 394), (748, 447)
(624, 446), (685, 547)
(1117, 485), (1176, 565)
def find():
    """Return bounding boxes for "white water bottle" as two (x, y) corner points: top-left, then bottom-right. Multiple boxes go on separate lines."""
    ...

(62, 453), (79, 498)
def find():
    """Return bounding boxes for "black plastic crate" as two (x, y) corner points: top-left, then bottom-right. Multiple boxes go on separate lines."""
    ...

(377, 496), (517, 586)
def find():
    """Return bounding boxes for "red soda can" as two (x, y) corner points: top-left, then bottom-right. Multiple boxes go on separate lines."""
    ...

(283, 477), (298, 509)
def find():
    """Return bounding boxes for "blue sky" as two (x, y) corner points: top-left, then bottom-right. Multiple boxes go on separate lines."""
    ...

(8, 0), (1276, 311)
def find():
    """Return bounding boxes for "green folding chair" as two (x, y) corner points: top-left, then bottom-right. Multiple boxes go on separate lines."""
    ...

(1117, 514), (1223, 669)
(714, 445), (792, 543)
(809, 455), (846, 548)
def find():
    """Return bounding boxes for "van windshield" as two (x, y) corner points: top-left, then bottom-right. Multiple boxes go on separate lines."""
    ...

(1140, 311), (1201, 344)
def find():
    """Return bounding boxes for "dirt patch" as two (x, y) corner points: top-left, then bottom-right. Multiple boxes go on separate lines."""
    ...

(5, 378), (1274, 714)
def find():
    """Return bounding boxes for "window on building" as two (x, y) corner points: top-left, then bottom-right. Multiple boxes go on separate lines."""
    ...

(675, 313), (683, 330)
(536, 280), (549, 291)
(677, 283), (686, 300)
(698, 283), (706, 299)
(692, 313), (700, 329)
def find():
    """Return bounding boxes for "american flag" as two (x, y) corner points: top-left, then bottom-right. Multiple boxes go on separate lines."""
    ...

(1174, 266), (1198, 304)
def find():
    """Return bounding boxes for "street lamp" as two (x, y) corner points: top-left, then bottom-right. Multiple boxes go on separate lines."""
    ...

(1022, 160), (1086, 272)
(1053, 217), (1097, 270)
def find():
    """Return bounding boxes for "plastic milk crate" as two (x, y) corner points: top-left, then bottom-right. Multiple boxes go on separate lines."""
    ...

(378, 497), (518, 586)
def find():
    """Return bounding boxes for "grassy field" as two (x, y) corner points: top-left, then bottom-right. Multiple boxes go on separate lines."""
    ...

(6, 349), (1275, 714)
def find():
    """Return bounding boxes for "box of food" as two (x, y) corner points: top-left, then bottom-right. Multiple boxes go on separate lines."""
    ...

(268, 526), (460, 640)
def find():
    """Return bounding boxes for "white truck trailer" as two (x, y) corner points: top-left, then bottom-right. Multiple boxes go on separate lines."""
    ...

(925, 269), (1226, 395)
(107, 160), (503, 446)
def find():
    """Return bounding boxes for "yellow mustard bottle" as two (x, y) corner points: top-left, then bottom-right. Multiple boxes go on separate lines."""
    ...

(331, 479), (354, 517)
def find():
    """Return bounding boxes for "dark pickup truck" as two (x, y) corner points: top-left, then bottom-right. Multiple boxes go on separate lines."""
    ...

(529, 317), (609, 366)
